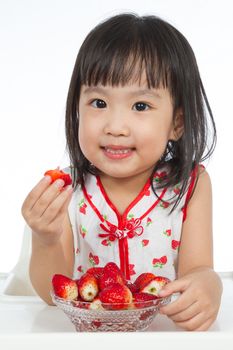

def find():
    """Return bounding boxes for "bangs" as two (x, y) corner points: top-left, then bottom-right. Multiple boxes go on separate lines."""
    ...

(78, 15), (171, 89)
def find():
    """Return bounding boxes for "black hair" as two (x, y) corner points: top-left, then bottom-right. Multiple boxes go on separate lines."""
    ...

(65, 13), (216, 213)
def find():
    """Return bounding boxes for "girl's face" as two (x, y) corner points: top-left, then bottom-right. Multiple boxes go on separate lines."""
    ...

(78, 79), (182, 183)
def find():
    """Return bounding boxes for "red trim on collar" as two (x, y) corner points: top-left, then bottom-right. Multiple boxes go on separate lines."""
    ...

(96, 175), (151, 222)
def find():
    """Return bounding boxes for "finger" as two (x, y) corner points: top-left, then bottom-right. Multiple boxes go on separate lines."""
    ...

(22, 175), (52, 213)
(175, 311), (207, 331)
(42, 185), (73, 225)
(160, 288), (197, 316)
(30, 179), (65, 218)
(168, 301), (200, 322)
(158, 278), (189, 297)
(194, 317), (215, 331)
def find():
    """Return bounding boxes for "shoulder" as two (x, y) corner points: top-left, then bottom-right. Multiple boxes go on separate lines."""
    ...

(185, 165), (212, 220)
(182, 164), (212, 222)
(191, 165), (212, 202)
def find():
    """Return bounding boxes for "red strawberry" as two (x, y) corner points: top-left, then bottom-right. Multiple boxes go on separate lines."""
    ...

(74, 296), (104, 310)
(44, 169), (72, 186)
(89, 296), (104, 310)
(132, 292), (158, 309)
(99, 262), (125, 290)
(99, 283), (132, 310)
(78, 273), (99, 301)
(141, 276), (170, 296)
(52, 274), (78, 300)
(126, 281), (138, 293)
(72, 298), (89, 309)
(134, 272), (157, 291)
(86, 267), (104, 280)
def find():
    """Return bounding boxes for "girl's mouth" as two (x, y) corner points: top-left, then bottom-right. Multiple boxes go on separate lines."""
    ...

(101, 146), (135, 159)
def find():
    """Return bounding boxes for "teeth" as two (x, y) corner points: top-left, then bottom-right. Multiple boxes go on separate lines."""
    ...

(105, 148), (131, 154)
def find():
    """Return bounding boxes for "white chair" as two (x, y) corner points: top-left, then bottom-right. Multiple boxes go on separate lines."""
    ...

(2, 225), (37, 296)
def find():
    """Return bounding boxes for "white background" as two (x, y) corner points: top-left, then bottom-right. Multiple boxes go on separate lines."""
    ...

(0, 0), (232, 273)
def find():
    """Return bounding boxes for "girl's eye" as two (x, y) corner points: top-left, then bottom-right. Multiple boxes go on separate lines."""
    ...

(91, 99), (106, 108)
(133, 102), (150, 111)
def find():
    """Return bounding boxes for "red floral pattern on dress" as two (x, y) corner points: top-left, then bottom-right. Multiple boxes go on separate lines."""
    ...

(146, 217), (152, 226)
(152, 256), (167, 268)
(79, 225), (87, 238)
(129, 264), (136, 276)
(89, 252), (99, 266)
(173, 186), (181, 195)
(172, 240), (180, 250)
(141, 239), (149, 247)
(160, 201), (170, 209)
(153, 171), (167, 183)
(163, 229), (171, 236)
(77, 265), (85, 273)
(76, 247), (80, 254)
(79, 198), (87, 214)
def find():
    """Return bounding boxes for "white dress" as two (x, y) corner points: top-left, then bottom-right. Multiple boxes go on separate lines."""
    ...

(68, 165), (199, 283)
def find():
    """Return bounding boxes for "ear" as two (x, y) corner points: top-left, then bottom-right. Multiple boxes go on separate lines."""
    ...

(169, 108), (184, 141)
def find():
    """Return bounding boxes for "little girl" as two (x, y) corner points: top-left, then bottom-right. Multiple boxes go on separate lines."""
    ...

(22, 13), (222, 331)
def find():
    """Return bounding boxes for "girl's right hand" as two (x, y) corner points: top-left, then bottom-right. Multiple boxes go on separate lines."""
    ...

(21, 175), (73, 246)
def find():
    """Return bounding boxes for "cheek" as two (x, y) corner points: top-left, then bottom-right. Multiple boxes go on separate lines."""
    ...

(78, 117), (100, 155)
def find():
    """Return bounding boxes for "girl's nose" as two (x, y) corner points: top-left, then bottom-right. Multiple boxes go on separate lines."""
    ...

(103, 111), (130, 137)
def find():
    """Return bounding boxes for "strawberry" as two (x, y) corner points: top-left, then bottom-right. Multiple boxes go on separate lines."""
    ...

(44, 169), (72, 186)
(99, 282), (132, 310)
(52, 274), (78, 300)
(86, 267), (104, 280)
(89, 296), (104, 310)
(126, 281), (138, 293)
(134, 272), (157, 291)
(72, 298), (89, 309)
(78, 273), (99, 301)
(132, 292), (159, 309)
(99, 262), (125, 290)
(141, 276), (170, 296)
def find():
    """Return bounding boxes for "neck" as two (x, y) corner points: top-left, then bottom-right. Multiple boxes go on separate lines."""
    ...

(99, 170), (153, 195)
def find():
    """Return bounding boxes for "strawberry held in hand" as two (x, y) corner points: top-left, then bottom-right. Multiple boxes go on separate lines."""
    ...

(52, 274), (78, 300)
(134, 272), (157, 291)
(132, 292), (158, 309)
(44, 168), (72, 186)
(140, 275), (170, 296)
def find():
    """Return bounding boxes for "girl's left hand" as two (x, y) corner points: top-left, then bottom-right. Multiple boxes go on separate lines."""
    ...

(158, 268), (223, 331)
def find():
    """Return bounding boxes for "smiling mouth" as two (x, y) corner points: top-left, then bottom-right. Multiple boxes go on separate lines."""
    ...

(104, 147), (133, 154)
(101, 146), (135, 158)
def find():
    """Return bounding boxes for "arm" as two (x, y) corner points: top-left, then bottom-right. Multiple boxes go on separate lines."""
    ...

(22, 176), (74, 305)
(159, 167), (223, 331)
(29, 213), (74, 305)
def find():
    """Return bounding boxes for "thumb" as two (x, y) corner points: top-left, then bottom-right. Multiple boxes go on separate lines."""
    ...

(158, 278), (188, 297)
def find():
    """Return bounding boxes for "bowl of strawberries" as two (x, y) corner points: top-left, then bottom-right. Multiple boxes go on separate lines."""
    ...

(51, 262), (171, 332)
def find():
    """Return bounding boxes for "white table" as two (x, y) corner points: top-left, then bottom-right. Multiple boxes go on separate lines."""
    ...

(0, 272), (232, 349)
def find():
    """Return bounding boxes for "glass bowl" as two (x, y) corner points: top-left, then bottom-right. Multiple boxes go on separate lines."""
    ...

(51, 292), (171, 332)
